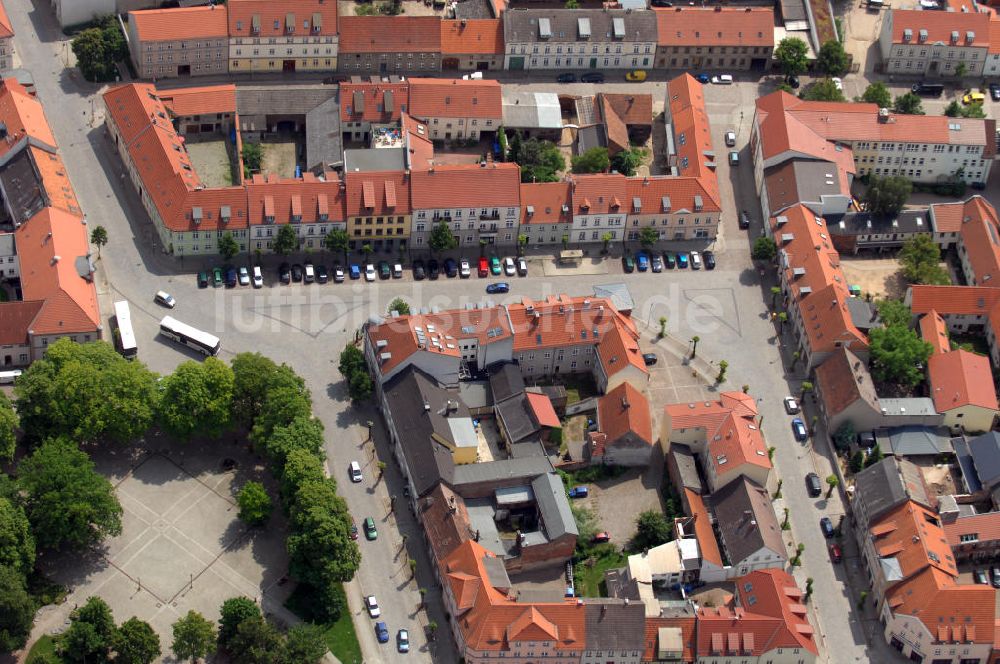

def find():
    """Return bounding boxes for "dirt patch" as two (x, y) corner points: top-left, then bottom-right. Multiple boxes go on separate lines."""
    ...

(915, 460), (962, 499)
(839, 256), (908, 300)
(431, 142), (491, 166)
(184, 139), (234, 188)
(260, 135), (301, 179)
(573, 461), (664, 546)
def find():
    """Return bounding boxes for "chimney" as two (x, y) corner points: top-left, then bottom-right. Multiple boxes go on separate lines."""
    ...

(621, 397), (630, 409)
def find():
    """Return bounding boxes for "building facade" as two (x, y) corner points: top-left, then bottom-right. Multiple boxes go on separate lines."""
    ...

(338, 16), (442, 74)
(878, 9), (989, 77)
(344, 170), (411, 250)
(227, 0), (339, 74)
(653, 7), (774, 71)
(407, 78), (502, 141)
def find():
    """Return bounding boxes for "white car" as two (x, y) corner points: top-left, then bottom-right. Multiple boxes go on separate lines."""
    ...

(711, 74), (734, 84)
(832, 77), (843, 91)
(154, 290), (176, 308)
(460, 258), (471, 278)
(783, 396), (801, 414)
(252, 265), (263, 288)
(303, 263), (315, 284)
(725, 130), (736, 147)
(690, 250), (702, 270)
(364, 595), (381, 618)
(503, 256), (516, 276)
(365, 264), (376, 282)
(392, 263), (403, 279)
(238, 266), (250, 286)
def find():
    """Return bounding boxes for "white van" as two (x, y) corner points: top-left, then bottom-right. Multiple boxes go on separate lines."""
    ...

(349, 461), (363, 483)
(711, 74), (734, 85)
(462, 71), (484, 80)
(0, 369), (22, 385)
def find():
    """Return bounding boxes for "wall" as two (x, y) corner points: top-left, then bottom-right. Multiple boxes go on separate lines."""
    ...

(626, 211), (719, 241)
(504, 41), (655, 70)
(507, 532), (576, 573)
(882, 611), (993, 664)
(655, 44), (772, 70)
(52, 0), (115, 29)
(942, 403), (997, 435)
(520, 222), (573, 246)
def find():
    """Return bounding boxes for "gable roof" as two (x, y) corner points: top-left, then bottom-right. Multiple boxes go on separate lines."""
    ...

(521, 182), (572, 225)
(344, 170), (411, 216)
(957, 196), (1000, 285)
(814, 346), (880, 420)
(572, 174), (627, 215)
(130, 5), (229, 41)
(0, 0), (12, 39)
(440, 19), (504, 54)
(340, 80), (409, 123)
(226, 0), (338, 37)
(919, 311), (951, 355)
(928, 349), (999, 414)
(598, 382), (653, 447)
(654, 7), (774, 47)
(887, 9), (988, 46)
(665, 74), (720, 209)
(338, 16), (442, 53)
(410, 163), (519, 209)
(409, 78), (502, 120)
(908, 283), (1000, 316)
(0, 301), (43, 346)
(712, 477), (786, 566)
(159, 85), (237, 117)
(853, 457), (932, 528)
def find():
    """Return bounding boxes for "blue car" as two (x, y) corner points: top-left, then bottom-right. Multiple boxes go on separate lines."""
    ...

(695, 73), (711, 84)
(349, 264), (361, 280)
(636, 252), (649, 272)
(677, 253), (689, 269)
(791, 418), (808, 442)
(486, 282), (510, 294)
(375, 621), (389, 643)
(568, 486), (589, 499)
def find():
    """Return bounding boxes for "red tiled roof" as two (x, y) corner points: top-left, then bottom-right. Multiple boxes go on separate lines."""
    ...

(340, 81), (409, 123)
(572, 174), (627, 215)
(160, 85), (237, 117)
(944, 511), (1000, 548)
(909, 284), (1000, 316)
(345, 170), (411, 216)
(0, 0), (13, 39)
(521, 182), (572, 225)
(887, 9), (988, 46)
(408, 78), (502, 120)
(0, 78), (56, 158)
(440, 19), (504, 55)
(598, 382), (653, 447)
(666, 393), (771, 479)
(886, 565), (995, 645)
(928, 349), (999, 413)
(654, 7), (774, 47)
(958, 197), (1000, 285)
(130, 5), (228, 41)
(931, 201), (967, 234)
(814, 347), (878, 419)
(338, 16), (442, 54)
(600, 94), (653, 127)
(247, 173), (344, 225)
(595, 316), (647, 379)
(666, 74), (720, 209)
(684, 489), (723, 566)
(919, 311), (951, 355)
(0, 301), (43, 345)
(525, 392), (560, 429)
(227, 0), (337, 37)
(644, 615), (696, 662)
(990, 19), (1000, 55)
(626, 176), (720, 217)
(410, 163), (519, 209)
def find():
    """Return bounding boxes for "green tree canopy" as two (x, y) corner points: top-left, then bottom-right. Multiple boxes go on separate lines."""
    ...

(631, 510), (672, 551)
(89, 225), (108, 257)
(287, 480), (361, 588)
(571, 147), (610, 174)
(242, 142), (264, 173)
(323, 228), (350, 260)
(348, 372), (373, 402)
(514, 137), (565, 183)
(0, 497), (35, 578)
(774, 37), (809, 75)
(280, 448), (326, 507)
(860, 82), (892, 108)
(18, 438), (122, 551)
(816, 39), (849, 76)
(610, 148), (644, 177)
(0, 566), (34, 652)
(428, 220), (459, 254)
(899, 235), (950, 285)
(283, 623), (328, 663)
(171, 610), (216, 663)
(801, 78), (846, 102)
(14, 339), (160, 444)
(862, 175), (912, 218)
(227, 615), (284, 664)
(231, 353), (305, 427)
(273, 224), (299, 256)
(893, 92), (925, 115)
(388, 297), (411, 315)
(751, 236), (777, 262)
(113, 617), (161, 664)
(218, 231), (240, 262)
(257, 416), (324, 472)
(71, 17), (127, 82)
(61, 596), (116, 663)
(0, 393), (17, 463)
(945, 100), (986, 119)
(218, 596), (261, 651)
(158, 357), (235, 440)
(869, 324), (933, 388)
(833, 421), (856, 452)
(237, 482), (272, 527)
(876, 299), (913, 328)
(250, 385), (312, 446)
(338, 345), (372, 402)
(638, 227), (659, 248)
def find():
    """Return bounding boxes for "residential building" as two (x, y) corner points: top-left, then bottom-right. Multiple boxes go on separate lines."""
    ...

(339, 78), (409, 143)
(941, 502), (1000, 565)
(126, 6), (229, 79)
(927, 349), (999, 434)
(653, 7), (774, 71)
(227, 0), (339, 74)
(587, 382), (654, 467)
(502, 9), (657, 71)
(518, 182), (572, 247)
(625, 177), (719, 243)
(245, 173), (346, 252)
(953, 196), (1000, 286)
(0, 2), (14, 72)
(851, 456), (932, 534)
(49, 0), (114, 30)
(963, 431), (1000, 506)
(501, 90), (562, 141)
(987, 19), (1000, 76)
(344, 170), (410, 251)
(410, 163), (521, 248)
(906, 284), (1000, 369)
(598, 93), (653, 146)
(570, 174), (628, 246)
(827, 208), (933, 255)
(407, 78), (502, 141)
(878, 9), (989, 77)
(440, 19), (504, 72)
(338, 17), (442, 74)
(662, 392), (773, 493)
(708, 477), (787, 581)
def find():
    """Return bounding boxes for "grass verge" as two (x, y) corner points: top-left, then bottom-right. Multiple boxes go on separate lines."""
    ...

(285, 583), (362, 664)
(26, 634), (58, 662)
(574, 547), (626, 597)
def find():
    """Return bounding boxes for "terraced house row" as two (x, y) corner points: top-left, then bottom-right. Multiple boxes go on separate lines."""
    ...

(101, 74), (719, 256)
(123, 0), (775, 79)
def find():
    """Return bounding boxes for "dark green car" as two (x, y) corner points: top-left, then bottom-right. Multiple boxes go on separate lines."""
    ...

(489, 255), (501, 275)
(378, 261), (391, 280)
(363, 517), (377, 541)
(197, 271), (209, 288)
(212, 267), (224, 287)
(622, 255), (636, 273)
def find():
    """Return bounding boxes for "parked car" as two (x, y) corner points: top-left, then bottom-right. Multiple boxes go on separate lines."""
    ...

(568, 486), (589, 499)
(238, 266), (250, 286)
(316, 264), (329, 283)
(428, 259), (441, 279)
(739, 209), (751, 229)
(791, 418), (808, 442)
(806, 473), (822, 497)
(378, 261), (391, 280)
(622, 255), (635, 273)
(364, 517), (378, 541)
(677, 253), (689, 269)
(557, 73), (576, 83)
(785, 75), (800, 89)
(365, 596), (381, 618)
(711, 74), (734, 84)
(636, 252), (649, 272)
(724, 130), (736, 147)
(651, 0), (673, 6)
(831, 77), (843, 91)
(503, 256), (516, 276)
(992, 567), (1000, 588)
(252, 266), (263, 288)
(911, 82), (944, 97)
(581, 72), (605, 83)
(349, 264), (361, 280)
(819, 517), (835, 538)
(392, 263), (403, 279)
(444, 258), (458, 278)
(291, 264), (304, 283)
(975, 569), (989, 584)
(703, 251), (716, 270)
(690, 251), (702, 270)
(829, 543), (842, 563)
(991, 83), (1000, 101)
(663, 252), (676, 269)
(460, 258), (471, 278)
(198, 271), (209, 288)
(363, 264), (375, 282)
(695, 73), (711, 84)
(625, 70), (647, 82)
(728, 151), (740, 167)
(349, 517), (358, 541)
(412, 259), (426, 281)
(349, 461), (363, 483)
(516, 257), (528, 276)
(783, 396), (800, 414)
(397, 629), (410, 653)
(154, 291), (176, 308)
(213, 266), (224, 288)
(489, 255), (502, 275)
(651, 255), (664, 273)
(478, 256), (489, 277)
(592, 532), (611, 543)
(486, 282), (510, 294)
(642, 353), (658, 366)
(963, 91), (985, 105)
(375, 621), (389, 643)
(278, 263), (291, 284)
(333, 264), (345, 283)
(302, 263), (314, 284)
(225, 266), (238, 288)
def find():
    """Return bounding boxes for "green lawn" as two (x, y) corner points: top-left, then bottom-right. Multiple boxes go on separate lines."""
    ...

(574, 548), (625, 597)
(285, 583), (362, 664)
(26, 634), (59, 662)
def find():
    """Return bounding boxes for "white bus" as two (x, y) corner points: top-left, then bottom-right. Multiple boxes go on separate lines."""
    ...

(159, 316), (221, 357)
(113, 300), (138, 359)
(0, 369), (21, 385)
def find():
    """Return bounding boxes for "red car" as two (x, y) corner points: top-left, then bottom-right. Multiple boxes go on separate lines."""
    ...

(478, 256), (489, 277)
(829, 543), (842, 563)
(592, 532), (611, 544)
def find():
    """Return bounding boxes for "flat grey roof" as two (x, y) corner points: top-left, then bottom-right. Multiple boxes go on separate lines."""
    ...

(502, 91), (562, 130)
(466, 498), (509, 558)
(452, 455), (554, 486)
(306, 95), (343, 172)
(344, 147), (406, 172)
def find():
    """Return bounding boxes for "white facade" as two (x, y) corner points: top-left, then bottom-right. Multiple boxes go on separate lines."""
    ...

(571, 211), (626, 244)
(0, 233), (17, 279)
(881, 609), (993, 664)
(419, 115), (499, 141)
(625, 210), (718, 241)
(411, 205), (521, 248)
(878, 16), (987, 77)
(50, 0), (114, 28)
(0, 35), (13, 72)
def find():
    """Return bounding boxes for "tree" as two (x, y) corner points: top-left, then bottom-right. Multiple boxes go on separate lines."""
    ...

(18, 438), (122, 551)
(273, 224), (299, 256)
(171, 610), (216, 663)
(513, 137), (565, 183)
(601, 232), (613, 253)
(429, 220), (459, 255)
(218, 596), (261, 651)
(14, 339), (160, 444)
(945, 100), (986, 119)
(71, 17), (126, 82)
(158, 357), (235, 440)
(571, 147), (610, 174)
(869, 324), (933, 387)
(638, 227), (659, 249)
(0, 497), (34, 578)
(89, 225), (108, 258)
(348, 370), (372, 402)
(388, 297), (411, 316)
(257, 416), (324, 474)
(114, 617), (161, 664)
(751, 236), (777, 262)
(833, 421), (856, 452)
(61, 596), (116, 663)
(237, 482), (272, 527)
(716, 360), (729, 383)
(228, 615), (283, 664)
(774, 37), (809, 76)
(801, 78), (846, 102)
(565, 0), (580, 7)
(0, 566), (34, 652)
(876, 299), (912, 328)
(284, 623), (328, 663)
(0, 393), (16, 463)
(770, 286), (782, 309)
(800, 380), (814, 399)
(280, 448), (326, 507)
(826, 474), (840, 497)
(860, 82), (892, 108)
(816, 39), (849, 76)
(899, 235), (950, 285)
(862, 175), (912, 218)
(610, 148), (644, 177)
(631, 510), (672, 551)
(893, 92), (925, 115)
(323, 229), (350, 263)
(690, 336), (700, 358)
(250, 386), (312, 446)
(242, 142), (264, 173)
(849, 449), (866, 473)
(231, 353), (305, 428)
(954, 62), (968, 78)
(218, 231), (240, 262)
(287, 480), (361, 588)
(658, 316), (668, 338)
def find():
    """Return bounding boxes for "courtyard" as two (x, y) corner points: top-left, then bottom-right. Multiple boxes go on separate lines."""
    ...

(184, 139), (235, 189)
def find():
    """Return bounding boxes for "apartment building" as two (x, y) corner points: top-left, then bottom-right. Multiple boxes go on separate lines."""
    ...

(409, 163), (521, 248)
(440, 19), (505, 72)
(518, 182), (572, 247)
(344, 170), (411, 251)
(878, 9), (989, 77)
(340, 79), (409, 143)
(502, 9), (657, 71)
(625, 177), (719, 242)
(227, 0), (339, 74)
(407, 78), (502, 141)
(0, 2), (13, 72)
(338, 17), (442, 75)
(570, 174), (628, 245)
(986, 20), (1000, 76)
(127, 6), (229, 79)
(245, 173), (346, 252)
(653, 7), (774, 71)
